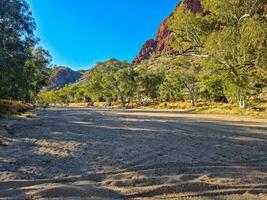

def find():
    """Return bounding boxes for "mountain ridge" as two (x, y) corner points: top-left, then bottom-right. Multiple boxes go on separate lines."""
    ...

(49, 67), (84, 90)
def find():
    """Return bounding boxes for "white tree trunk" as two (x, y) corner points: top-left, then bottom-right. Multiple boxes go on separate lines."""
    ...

(189, 89), (196, 107)
(238, 95), (247, 109)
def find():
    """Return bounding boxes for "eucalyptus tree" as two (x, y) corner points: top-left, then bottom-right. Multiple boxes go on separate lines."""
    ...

(0, 0), (51, 101)
(202, 0), (267, 108)
(169, 0), (267, 109)
(86, 59), (136, 107)
(136, 66), (164, 102)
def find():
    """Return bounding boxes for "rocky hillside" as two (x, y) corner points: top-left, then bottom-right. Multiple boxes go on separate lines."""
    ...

(133, 0), (202, 64)
(49, 67), (83, 90)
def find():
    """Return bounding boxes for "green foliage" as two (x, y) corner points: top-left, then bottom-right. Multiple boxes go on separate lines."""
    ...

(169, 4), (212, 55)
(0, 0), (51, 102)
(169, 0), (267, 109)
(159, 74), (182, 102)
(38, 59), (136, 107)
(136, 66), (163, 101)
(85, 59), (134, 106)
(114, 67), (138, 103)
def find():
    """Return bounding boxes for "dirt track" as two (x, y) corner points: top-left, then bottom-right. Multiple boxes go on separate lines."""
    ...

(0, 107), (267, 199)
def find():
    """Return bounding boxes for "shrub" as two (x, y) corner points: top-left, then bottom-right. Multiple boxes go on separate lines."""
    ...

(0, 100), (33, 116)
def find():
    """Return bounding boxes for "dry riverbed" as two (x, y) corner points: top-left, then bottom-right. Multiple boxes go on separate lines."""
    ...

(0, 107), (267, 199)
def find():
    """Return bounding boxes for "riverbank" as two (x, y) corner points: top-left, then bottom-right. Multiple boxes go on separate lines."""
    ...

(64, 101), (267, 119)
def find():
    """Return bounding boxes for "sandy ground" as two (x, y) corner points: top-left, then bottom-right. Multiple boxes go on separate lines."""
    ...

(0, 107), (267, 200)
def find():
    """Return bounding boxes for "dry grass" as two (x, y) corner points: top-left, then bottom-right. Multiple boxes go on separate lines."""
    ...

(68, 102), (90, 107)
(193, 102), (267, 118)
(144, 101), (193, 110)
(0, 100), (33, 117)
(69, 102), (123, 109)
(145, 101), (267, 118)
(51, 100), (267, 118)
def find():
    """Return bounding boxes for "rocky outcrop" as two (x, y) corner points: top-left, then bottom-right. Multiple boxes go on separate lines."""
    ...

(184, 0), (203, 13)
(133, 0), (202, 65)
(132, 39), (158, 64)
(49, 67), (82, 90)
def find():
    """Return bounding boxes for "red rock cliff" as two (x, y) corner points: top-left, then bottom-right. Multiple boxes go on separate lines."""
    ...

(133, 0), (202, 65)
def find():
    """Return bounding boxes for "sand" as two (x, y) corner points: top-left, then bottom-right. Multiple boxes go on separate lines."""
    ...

(0, 107), (266, 199)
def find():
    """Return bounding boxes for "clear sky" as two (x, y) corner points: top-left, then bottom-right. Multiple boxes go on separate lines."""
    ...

(27, 0), (178, 70)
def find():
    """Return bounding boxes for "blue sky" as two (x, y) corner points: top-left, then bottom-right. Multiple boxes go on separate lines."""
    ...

(28, 0), (178, 70)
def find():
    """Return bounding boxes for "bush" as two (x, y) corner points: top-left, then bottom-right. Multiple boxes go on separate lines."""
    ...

(0, 100), (33, 116)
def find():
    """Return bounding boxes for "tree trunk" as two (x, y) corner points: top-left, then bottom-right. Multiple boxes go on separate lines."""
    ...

(183, 82), (196, 107)
(127, 98), (131, 107)
(106, 98), (112, 107)
(239, 95), (247, 109)
(190, 91), (196, 107)
(120, 96), (126, 108)
(89, 100), (94, 107)
(188, 88), (196, 107)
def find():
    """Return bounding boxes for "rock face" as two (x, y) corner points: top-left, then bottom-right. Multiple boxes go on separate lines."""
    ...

(133, 39), (158, 64)
(49, 67), (82, 90)
(184, 0), (203, 13)
(133, 0), (202, 65)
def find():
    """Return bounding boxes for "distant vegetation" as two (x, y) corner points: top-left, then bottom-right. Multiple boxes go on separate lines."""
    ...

(38, 0), (267, 113)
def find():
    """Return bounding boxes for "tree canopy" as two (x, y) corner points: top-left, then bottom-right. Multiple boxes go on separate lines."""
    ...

(0, 0), (51, 101)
